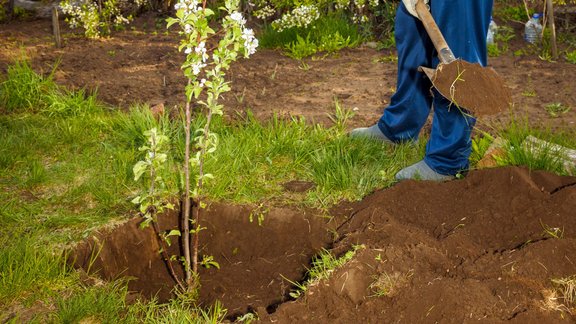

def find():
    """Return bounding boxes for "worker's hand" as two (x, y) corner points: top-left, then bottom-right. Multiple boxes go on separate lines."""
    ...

(402, 0), (429, 19)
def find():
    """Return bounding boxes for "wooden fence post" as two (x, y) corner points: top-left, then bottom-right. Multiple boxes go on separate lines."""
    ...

(52, 7), (62, 48)
(7, 0), (14, 20)
(546, 0), (558, 60)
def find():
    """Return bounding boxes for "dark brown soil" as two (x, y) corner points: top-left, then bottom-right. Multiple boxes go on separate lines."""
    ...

(3, 11), (576, 323)
(263, 167), (576, 323)
(70, 167), (576, 322)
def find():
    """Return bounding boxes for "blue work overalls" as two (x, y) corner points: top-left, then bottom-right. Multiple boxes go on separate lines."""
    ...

(377, 0), (493, 175)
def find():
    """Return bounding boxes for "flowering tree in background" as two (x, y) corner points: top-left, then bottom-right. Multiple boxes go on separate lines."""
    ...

(60, 0), (146, 38)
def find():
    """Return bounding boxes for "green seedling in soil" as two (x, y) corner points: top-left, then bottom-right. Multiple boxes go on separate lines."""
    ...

(298, 61), (310, 70)
(286, 245), (364, 299)
(541, 220), (564, 239)
(249, 203), (268, 226)
(269, 63), (278, 80)
(522, 89), (537, 97)
(566, 50), (576, 64)
(488, 25), (515, 57)
(234, 87), (247, 104)
(487, 43), (503, 57)
(328, 99), (355, 134)
(377, 53), (398, 63)
(545, 103), (571, 118)
(284, 34), (318, 60)
(318, 32), (353, 54)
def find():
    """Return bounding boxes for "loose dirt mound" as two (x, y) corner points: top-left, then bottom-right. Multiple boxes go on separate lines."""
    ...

(71, 167), (576, 322)
(264, 166), (576, 323)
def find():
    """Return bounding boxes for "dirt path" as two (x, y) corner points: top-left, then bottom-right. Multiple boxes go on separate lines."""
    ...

(1, 16), (576, 132)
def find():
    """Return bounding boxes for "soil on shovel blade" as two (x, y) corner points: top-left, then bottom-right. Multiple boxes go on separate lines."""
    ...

(71, 166), (576, 323)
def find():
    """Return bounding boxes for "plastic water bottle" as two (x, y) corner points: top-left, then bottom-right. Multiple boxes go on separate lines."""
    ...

(487, 17), (498, 45)
(524, 13), (543, 44)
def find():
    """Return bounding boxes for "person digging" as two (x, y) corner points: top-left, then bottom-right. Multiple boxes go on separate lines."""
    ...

(351, 0), (494, 181)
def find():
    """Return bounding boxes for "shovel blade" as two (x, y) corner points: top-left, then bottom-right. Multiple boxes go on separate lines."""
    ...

(419, 60), (512, 117)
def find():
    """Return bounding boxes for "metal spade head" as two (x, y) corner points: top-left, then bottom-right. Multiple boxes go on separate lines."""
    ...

(419, 60), (512, 117)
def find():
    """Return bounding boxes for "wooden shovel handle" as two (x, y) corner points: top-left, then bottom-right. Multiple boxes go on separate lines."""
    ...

(415, 0), (456, 64)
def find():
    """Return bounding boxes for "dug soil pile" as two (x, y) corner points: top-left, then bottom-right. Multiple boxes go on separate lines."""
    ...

(264, 166), (576, 323)
(73, 166), (576, 323)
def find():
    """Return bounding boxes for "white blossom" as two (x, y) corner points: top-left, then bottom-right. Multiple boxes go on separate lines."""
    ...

(184, 24), (193, 34)
(271, 5), (320, 32)
(195, 41), (209, 62)
(174, 0), (201, 15)
(254, 5), (275, 20)
(229, 11), (246, 25)
(241, 28), (258, 55)
(191, 62), (207, 75)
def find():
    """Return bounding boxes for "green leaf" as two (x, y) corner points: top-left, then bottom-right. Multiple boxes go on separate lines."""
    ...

(133, 160), (148, 181)
(131, 196), (141, 205)
(166, 17), (178, 28)
(203, 173), (214, 180)
(139, 217), (152, 229)
(167, 229), (181, 237)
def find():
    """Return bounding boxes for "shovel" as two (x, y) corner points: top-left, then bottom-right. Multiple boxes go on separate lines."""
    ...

(414, 0), (512, 116)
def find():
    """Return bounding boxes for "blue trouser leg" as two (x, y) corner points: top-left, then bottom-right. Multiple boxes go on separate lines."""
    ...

(379, 0), (493, 175)
(377, 3), (432, 142)
(425, 0), (492, 175)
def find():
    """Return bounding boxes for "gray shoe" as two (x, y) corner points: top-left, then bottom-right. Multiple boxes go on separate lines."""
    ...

(349, 124), (393, 144)
(395, 160), (455, 182)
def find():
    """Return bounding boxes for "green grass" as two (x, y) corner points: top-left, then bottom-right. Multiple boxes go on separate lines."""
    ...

(471, 118), (576, 176)
(196, 113), (416, 207)
(0, 233), (73, 308)
(258, 13), (364, 59)
(286, 245), (364, 299)
(124, 297), (227, 323)
(493, 4), (528, 23)
(52, 282), (128, 324)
